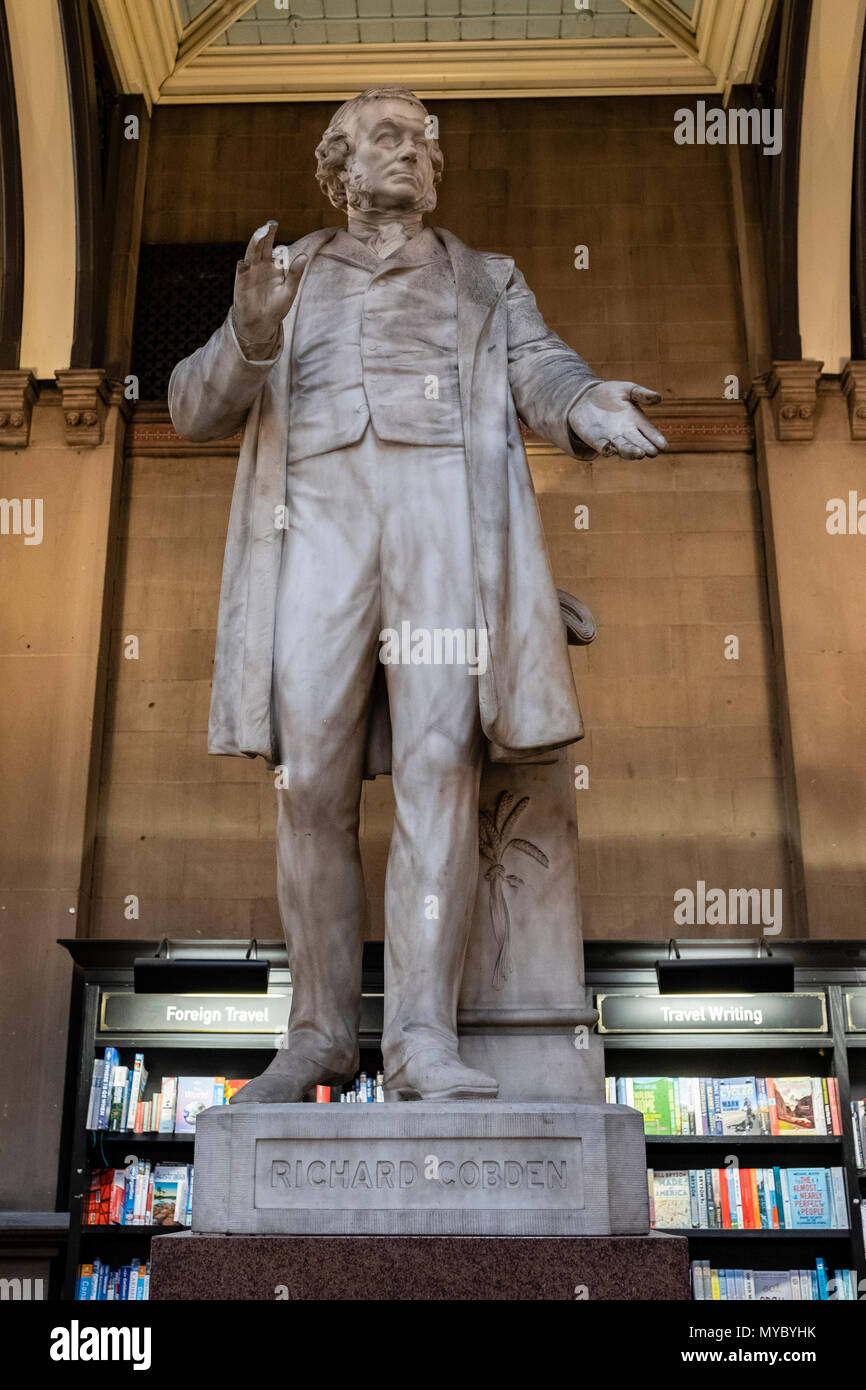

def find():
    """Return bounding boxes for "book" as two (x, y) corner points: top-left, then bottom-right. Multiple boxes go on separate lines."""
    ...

(786, 1167), (836, 1229)
(175, 1077), (218, 1134)
(718, 1078), (761, 1135)
(158, 1078), (177, 1133)
(86, 1060), (104, 1129)
(152, 1164), (192, 1226)
(133, 1162), (151, 1226)
(771, 1077), (820, 1134)
(830, 1166), (848, 1228)
(126, 1055), (147, 1131)
(107, 1066), (128, 1131)
(96, 1048), (118, 1130)
(631, 1077), (676, 1135)
(650, 1170), (691, 1228)
(752, 1270), (792, 1300)
(223, 1079), (250, 1103)
(151, 1178), (181, 1226)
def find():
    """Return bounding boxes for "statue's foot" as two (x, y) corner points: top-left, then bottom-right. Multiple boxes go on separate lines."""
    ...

(229, 1050), (350, 1105)
(385, 1049), (499, 1102)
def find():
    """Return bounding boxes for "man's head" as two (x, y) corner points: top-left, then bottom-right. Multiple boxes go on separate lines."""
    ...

(316, 87), (443, 214)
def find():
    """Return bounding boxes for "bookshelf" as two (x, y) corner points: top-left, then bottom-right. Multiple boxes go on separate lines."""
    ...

(589, 939), (866, 1297)
(55, 937), (866, 1300)
(56, 938), (385, 1300)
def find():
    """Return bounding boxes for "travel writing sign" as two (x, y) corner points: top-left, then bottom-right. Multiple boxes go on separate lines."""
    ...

(597, 992), (827, 1034)
(99, 992), (292, 1034)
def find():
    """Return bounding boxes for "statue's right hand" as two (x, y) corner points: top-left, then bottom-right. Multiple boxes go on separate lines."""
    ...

(232, 221), (307, 349)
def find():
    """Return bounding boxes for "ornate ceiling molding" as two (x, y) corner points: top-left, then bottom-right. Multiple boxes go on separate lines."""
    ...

(90, 0), (774, 104)
(160, 38), (714, 102)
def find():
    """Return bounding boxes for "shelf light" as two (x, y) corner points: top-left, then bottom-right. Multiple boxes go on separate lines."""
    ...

(133, 938), (270, 994)
(655, 940), (794, 994)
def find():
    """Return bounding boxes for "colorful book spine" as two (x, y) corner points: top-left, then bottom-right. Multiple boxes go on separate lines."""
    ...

(827, 1077), (841, 1137)
(96, 1048), (118, 1130)
(86, 1060), (104, 1129)
(108, 1066), (128, 1131)
(158, 1077), (177, 1133)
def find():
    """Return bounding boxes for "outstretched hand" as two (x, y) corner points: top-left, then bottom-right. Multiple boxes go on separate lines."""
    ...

(232, 220), (308, 348)
(568, 381), (668, 459)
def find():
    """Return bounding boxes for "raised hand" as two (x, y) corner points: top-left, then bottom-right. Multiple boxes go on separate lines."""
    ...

(568, 381), (668, 459)
(232, 220), (308, 353)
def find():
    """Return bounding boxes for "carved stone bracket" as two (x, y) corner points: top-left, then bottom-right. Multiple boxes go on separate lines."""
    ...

(55, 368), (110, 447)
(841, 361), (866, 441)
(0, 370), (38, 448)
(749, 360), (823, 441)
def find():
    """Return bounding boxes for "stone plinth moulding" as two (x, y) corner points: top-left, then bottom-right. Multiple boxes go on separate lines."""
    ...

(841, 361), (866, 441)
(0, 369), (38, 448)
(748, 360), (823, 441)
(54, 367), (110, 447)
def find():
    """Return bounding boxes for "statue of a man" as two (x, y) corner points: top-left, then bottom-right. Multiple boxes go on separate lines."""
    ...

(169, 86), (666, 1104)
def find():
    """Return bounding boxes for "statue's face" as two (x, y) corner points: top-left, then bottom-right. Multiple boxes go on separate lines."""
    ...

(346, 97), (435, 211)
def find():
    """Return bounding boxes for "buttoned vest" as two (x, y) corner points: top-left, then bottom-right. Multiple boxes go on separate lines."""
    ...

(287, 228), (464, 461)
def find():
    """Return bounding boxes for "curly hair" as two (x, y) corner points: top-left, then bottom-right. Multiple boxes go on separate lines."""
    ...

(315, 86), (444, 212)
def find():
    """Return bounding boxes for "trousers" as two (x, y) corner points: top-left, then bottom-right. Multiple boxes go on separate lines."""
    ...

(272, 423), (484, 1078)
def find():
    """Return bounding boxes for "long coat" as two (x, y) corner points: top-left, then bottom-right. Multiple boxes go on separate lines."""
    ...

(168, 226), (601, 773)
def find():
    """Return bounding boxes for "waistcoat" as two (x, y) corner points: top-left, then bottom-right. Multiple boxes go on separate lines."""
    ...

(287, 227), (464, 461)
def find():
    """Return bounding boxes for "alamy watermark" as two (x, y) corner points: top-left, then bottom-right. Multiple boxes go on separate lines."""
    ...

(674, 880), (783, 935)
(0, 497), (42, 544)
(378, 622), (488, 675)
(674, 101), (782, 157)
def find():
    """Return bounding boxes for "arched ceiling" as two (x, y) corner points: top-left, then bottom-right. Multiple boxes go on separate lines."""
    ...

(93, 0), (776, 104)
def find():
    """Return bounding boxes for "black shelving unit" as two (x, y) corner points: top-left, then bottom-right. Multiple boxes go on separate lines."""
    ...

(56, 938), (384, 1301)
(54, 936), (866, 1300)
(585, 939), (866, 1291)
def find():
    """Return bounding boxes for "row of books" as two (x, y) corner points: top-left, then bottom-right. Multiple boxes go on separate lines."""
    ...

(86, 1052), (390, 1129)
(849, 1099), (866, 1168)
(84, 1163), (193, 1227)
(605, 1075), (843, 1136)
(75, 1260), (151, 1301)
(690, 1260), (860, 1301)
(649, 1166), (849, 1231)
(86, 1052), (250, 1132)
(328, 1071), (385, 1102)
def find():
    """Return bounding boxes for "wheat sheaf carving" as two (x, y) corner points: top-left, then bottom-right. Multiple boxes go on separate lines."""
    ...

(479, 790), (549, 990)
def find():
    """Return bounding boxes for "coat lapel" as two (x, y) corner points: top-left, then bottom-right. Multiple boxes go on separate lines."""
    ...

(436, 228), (512, 452)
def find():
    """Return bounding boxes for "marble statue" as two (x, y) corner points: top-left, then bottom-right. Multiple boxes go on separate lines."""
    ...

(168, 86), (667, 1104)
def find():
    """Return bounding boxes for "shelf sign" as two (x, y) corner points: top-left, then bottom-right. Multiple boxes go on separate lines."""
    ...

(844, 990), (866, 1032)
(99, 992), (292, 1034)
(596, 992), (827, 1034)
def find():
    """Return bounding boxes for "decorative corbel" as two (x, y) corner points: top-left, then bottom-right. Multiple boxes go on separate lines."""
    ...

(758, 360), (823, 441)
(55, 367), (110, 447)
(841, 361), (866, 441)
(0, 369), (38, 448)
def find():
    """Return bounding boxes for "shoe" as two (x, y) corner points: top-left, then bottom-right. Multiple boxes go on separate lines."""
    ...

(385, 1049), (499, 1101)
(228, 1050), (350, 1105)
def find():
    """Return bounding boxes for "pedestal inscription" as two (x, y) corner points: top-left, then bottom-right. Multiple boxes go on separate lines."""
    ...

(193, 1101), (648, 1236)
(256, 1139), (583, 1213)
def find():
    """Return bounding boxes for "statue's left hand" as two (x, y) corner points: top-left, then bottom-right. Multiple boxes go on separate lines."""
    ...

(568, 381), (668, 459)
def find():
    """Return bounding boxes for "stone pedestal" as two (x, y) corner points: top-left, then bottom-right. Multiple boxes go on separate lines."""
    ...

(191, 1100), (649, 1236)
(149, 1231), (689, 1300)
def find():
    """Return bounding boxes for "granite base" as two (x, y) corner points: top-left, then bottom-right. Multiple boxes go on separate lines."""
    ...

(149, 1231), (690, 1300)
